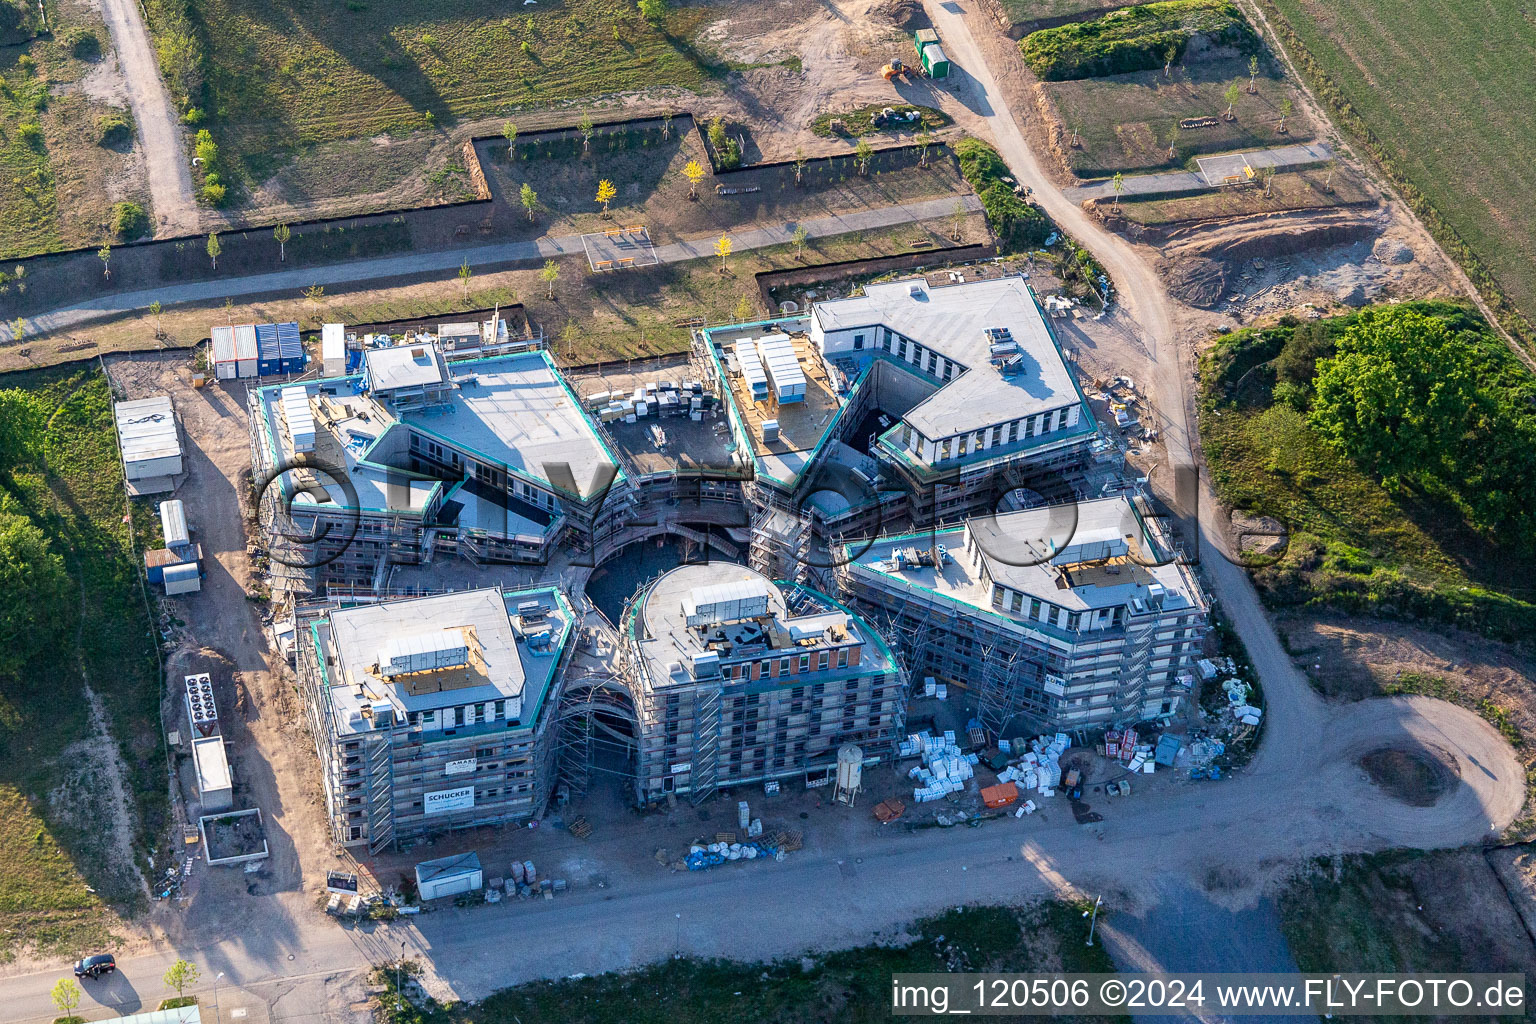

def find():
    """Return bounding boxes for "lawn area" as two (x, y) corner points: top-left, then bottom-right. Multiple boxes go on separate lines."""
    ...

(1043, 57), (1305, 177)
(1279, 851), (1536, 976)
(379, 902), (1125, 1024)
(1259, 0), (1536, 341)
(0, 0), (134, 260)
(1109, 163), (1371, 225)
(997, 0), (1125, 29)
(0, 364), (165, 957)
(164, 0), (720, 182)
(1198, 301), (1536, 642)
(1020, 0), (1256, 81)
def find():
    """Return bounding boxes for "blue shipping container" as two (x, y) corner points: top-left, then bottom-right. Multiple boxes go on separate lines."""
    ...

(276, 321), (305, 373)
(255, 323), (283, 376)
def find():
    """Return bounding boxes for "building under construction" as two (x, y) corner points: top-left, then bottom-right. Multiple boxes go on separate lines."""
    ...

(838, 494), (1207, 736)
(618, 563), (904, 804)
(296, 585), (576, 852)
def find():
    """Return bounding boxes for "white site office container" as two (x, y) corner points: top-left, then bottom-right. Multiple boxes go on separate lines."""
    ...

(164, 562), (202, 595)
(321, 323), (346, 377)
(415, 853), (482, 900)
(211, 326), (239, 380)
(114, 396), (183, 484)
(159, 498), (190, 550)
(233, 325), (259, 378)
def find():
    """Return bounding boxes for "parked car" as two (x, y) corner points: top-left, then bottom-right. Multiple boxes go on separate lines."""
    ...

(74, 954), (116, 979)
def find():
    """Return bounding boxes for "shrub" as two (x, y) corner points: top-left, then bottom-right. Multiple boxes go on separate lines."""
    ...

(199, 182), (226, 205)
(96, 111), (135, 148)
(707, 116), (742, 170)
(65, 27), (102, 60)
(954, 138), (1051, 250)
(1020, 0), (1257, 81)
(111, 202), (149, 240)
(0, 0), (38, 45)
(16, 121), (43, 148)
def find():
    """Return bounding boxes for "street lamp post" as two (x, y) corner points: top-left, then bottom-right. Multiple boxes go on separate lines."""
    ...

(397, 941), (407, 1014)
(1082, 895), (1103, 947)
(213, 972), (224, 1024)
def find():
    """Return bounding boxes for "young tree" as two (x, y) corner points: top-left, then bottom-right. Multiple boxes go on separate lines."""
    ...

(51, 978), (81, 1020)
(595, 178), (617, 217)
(164, 959), (200, 997)
(206, 232), (221, 270)
(1068, 122), (1081, 148)
(637, 0), (666, 21)
(1323, 159), (1335, 193)
(519, 182), (538, 221)
(1166, 130), (1176, 161)
(502, 120), (518, 158)
(304, 284), (325, 321)
(791, 223), (808, 260)
(660, 111), (673, 139)
(732, 294), (753, 322)
(1223, 82), (1241, 120)
(683, 159), (704, 200)
(1164, 44), (1178, 78)
(274, 222), (291, 262)
(9, 317), (23, 342)
(713, 234), (732, 273)
(1111, 171), (1125, 210)
(1262, 167), (1275, 197)
(578, 114), (595, 154)
(853, 138), (874, 176)
(793, 146), (808, 185)
(1247, 54), (1260, 93)
(914, 131), (933, 168)
(540, 258), (559, 299)
(457, 260), (472, 301)
(950, 198), (966, 240)
(1277, 97), (1293, 134)
(99, 243), (111, 280)
(149, 299), (163, 339)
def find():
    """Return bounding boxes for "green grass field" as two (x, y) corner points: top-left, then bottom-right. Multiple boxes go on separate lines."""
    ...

(997, 0), (1124, 28)
(1044, 58), (1302, 177)
(1259, 0), (1536, 339)
(1198, 301), (1536, 642)
(173, 0), (718, 182)
(379, 903), (1125, 1024)
(0, 365), (165, 956)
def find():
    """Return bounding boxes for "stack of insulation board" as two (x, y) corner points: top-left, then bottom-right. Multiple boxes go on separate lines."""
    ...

(991, 732), (1070, 795)
(733, 340), (769, 403)
(903, 730), (975, 803)
(756, 334), (806, 404)
(281, 386), (316, 453)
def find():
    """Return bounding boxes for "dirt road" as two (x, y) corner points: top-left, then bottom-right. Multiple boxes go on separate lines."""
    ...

(97, 0), (200, 237)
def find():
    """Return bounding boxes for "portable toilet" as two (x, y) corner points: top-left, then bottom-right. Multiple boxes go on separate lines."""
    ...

(920, 42), (950, 79)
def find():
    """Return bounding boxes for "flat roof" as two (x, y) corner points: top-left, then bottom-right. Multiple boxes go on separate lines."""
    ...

(851, 496), (1203, 616)
(114, 396), (181, 464)
(406, 353), (617, 498)
(366, 344), (445, 392)
(813, 276), (1078, 439)
(318, 586), (571, 736)
(192, 737), (231, 793)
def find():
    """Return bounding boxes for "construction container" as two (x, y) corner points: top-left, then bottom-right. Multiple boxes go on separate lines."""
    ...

(914, 28), (939, 56)
(193, 737), (232, 810)
(164, 562), (202, 595)
(920, 43), (950, 79)
(415, 852), (482, 900)
(211, 326), (239, 380)
(981, 782), (1018, 808)
(160, 498), (190, 551)
(322, 323), (346, 377)
(255, 322), (305, 376)
(232, 325), (259, 378)
(115, 395), (183, 492)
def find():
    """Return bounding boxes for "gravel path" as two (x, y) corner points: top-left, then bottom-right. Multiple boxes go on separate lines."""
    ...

(96, 0), (200, 236)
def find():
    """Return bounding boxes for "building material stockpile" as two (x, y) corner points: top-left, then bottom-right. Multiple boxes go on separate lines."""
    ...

(902, 729), (977, 802)
(992, 733), (1070, 795)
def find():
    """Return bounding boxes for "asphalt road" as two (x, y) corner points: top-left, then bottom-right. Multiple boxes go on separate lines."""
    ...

(20, 194), (982, 341)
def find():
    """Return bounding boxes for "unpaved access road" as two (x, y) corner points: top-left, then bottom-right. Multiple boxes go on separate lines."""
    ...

(97, 0), (199, 236)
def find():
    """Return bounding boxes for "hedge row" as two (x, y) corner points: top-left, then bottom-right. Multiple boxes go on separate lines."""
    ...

(1020, 0), (1257, 81)
(954, 138), (1051, 250)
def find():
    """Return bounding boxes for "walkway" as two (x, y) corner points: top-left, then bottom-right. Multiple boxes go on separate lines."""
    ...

(1064, 142), (1334, 202)
(28, 194), (982, 338)
(98, 0), (200, 236)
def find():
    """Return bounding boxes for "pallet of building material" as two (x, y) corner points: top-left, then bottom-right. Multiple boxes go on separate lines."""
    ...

(967, 726), (986, 748)
(873, 798), (906, 823)
(569, 816), (593, 840)
(715, 831), (738, 845)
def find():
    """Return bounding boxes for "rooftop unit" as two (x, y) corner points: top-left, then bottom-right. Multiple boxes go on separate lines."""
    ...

(734, 340), (770, 403)
(321, 323), (346, 377)
(756, 335), (807, 404)
(378, 629), (471, 677)
(280, 386), (316, 453)
(683, 580), (773, 627)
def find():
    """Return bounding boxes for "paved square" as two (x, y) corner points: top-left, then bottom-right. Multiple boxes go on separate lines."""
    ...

(581, 225), (657, 272)
(1196, 152), (1255, 187)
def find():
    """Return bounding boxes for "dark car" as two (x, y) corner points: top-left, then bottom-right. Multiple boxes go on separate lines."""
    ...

(74, 954), (116, 979)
